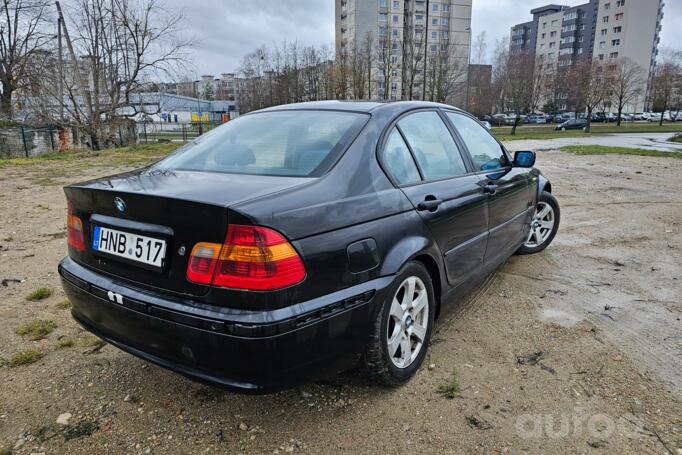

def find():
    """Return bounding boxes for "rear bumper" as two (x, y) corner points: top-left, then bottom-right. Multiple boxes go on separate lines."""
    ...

(58, 257), (392, 393)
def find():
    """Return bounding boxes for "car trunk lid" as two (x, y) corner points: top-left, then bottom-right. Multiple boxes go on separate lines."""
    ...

(64, 169), (313, 297)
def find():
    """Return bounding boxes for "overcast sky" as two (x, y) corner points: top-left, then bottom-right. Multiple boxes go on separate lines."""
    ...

(172, 0), (678, 76)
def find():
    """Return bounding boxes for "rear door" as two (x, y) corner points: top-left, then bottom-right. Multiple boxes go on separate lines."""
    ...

(381, 110), (489, 287)
(443, 111), (534, 264)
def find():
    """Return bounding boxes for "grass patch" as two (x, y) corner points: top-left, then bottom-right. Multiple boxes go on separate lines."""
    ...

(436, 368), (461, 399)
(0, 142), (180, 167)
(16, 319), (57, 340)
(57, 337), (74, 349)
(56, 299), (72, 310)
(7, 348), (44, 367)
(669, 133), (682, 143)
(84, 336), (106, 350)
(559, 145), (682, 159)
(26, 287), (52, 301)
(63, 420), (100, 441)
(492, 122), (682, 141)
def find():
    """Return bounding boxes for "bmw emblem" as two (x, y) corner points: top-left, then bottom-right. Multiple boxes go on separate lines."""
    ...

(114, 197), (127, 214)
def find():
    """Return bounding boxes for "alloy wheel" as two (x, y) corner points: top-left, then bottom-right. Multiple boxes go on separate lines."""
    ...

(524, 201), (555, 248)
(386, 276), (429, 369)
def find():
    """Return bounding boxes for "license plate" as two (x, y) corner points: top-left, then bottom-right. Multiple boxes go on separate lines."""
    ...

(92, 225), (167, 268)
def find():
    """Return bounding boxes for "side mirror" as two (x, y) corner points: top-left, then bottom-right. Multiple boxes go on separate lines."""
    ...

(514, 151), (536, 168)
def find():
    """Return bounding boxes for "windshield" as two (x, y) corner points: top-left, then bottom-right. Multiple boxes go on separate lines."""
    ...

(154, 110), (368, 177)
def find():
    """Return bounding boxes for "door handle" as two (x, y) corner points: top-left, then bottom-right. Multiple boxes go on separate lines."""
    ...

(417, 197), (442, 212)
(482, 182), (498, 195)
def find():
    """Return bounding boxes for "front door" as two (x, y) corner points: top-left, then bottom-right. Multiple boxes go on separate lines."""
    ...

(384, 111), (489, 287)
(443, 112), (534, 264)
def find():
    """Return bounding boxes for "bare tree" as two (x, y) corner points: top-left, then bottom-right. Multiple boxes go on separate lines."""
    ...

(651, 50), (681, 126)
(503, 53), (545, 135)
(471, 31), (487, 64)
(424, 45), (467, 105)
(0, 0), (52, 118)
(489, 37), (510, 114)
(401, 21), (424, 100)
(376, 27), (396, 101)
(607, 57), (645, 126)
(569, 58), (607, 132)
(48, 0), (190, 148)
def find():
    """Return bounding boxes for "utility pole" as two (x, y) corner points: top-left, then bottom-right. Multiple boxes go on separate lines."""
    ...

(55, 1), (93, 122)
(57, 15), (64, 121)
(465, 26), (472, 111)
(422, 0), (430, 100)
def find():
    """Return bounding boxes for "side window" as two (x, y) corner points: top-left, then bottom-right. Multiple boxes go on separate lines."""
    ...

(445, 112), (509, 171)
(383, 128), (422, 185)
(398, 111), (467, 180)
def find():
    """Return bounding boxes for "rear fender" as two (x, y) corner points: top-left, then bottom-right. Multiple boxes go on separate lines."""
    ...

(378, 235), (446, 306)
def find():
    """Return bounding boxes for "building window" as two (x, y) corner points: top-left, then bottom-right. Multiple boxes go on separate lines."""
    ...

(393, 28), (399, 37)
(541, 33), (546, 39)
(442, 17), (449, 26)
(432, 3), (439, 12)
(599, 41), (605, 48)
(616, 0), (625, 6)
(442, 31), (449, 40)
(615, 13), (624, 20)
(598, 53), (604, 60)
(610, 52), (619, 58)
(601, 28), (607, 36)
(542, 22), (547, 29)
(380, 0), (388, 7)
(578, 47), (583, 54)
(393, 0), (400, 7)
(540, 43), (545, 49)
(551, 20), (558, 26)
(604, 2), (610, 10)
(431, 31), (438, 39)
(613, 26), (622, 33)
(612, 39), (620, 46)
(432, 17), (438, 25)
(379, 13), (387, 21)
(416, 14), (423, 21)
(550, 31), (556, 37)
(393, 14), (399, 23)
(443, 4), (450, 12)
(549, 42), (555, 48)
(603, 16), (609, 23)
(430, 44), (437, 52)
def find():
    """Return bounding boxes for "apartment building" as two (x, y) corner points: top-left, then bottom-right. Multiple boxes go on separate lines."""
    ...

(510, 0), (664, 111)
(335, 0), (472, 105)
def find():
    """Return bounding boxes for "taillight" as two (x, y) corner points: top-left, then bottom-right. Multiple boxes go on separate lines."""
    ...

(186, 225), (306, 291)
(67, 200), (85, 251)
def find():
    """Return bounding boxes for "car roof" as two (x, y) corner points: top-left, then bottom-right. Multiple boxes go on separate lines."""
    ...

(255, 100), (464, 115)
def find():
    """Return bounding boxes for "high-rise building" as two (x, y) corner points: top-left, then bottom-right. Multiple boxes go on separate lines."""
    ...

(335, 0), (472, 105)
(510, 0), (664, 111)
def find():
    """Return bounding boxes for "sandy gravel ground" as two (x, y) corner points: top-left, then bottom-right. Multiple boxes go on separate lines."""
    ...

(0, 149), (680, 454)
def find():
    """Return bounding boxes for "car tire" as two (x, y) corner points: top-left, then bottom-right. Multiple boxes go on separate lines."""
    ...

(364, 261), (435, 386)
(517, 191), (560, 255)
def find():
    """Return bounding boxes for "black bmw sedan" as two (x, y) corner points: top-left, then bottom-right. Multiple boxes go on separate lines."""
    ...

(59, 101), (559, 392)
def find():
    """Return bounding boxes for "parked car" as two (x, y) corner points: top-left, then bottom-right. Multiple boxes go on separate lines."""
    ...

(481, 120), (492, 130)
(555, 118), (587, 130)
(648, 112), (672, 122)
(59, 101), (559, 392)
(525, 114), (547, 124)
(591, 112), (608, 123)
(632, 113), (647, 121)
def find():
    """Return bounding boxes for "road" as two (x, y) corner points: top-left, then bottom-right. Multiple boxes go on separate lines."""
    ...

(505, 132), (682, 152)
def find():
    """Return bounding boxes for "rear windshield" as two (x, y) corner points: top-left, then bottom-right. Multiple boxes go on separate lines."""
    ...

(154, 110), (368, 177)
